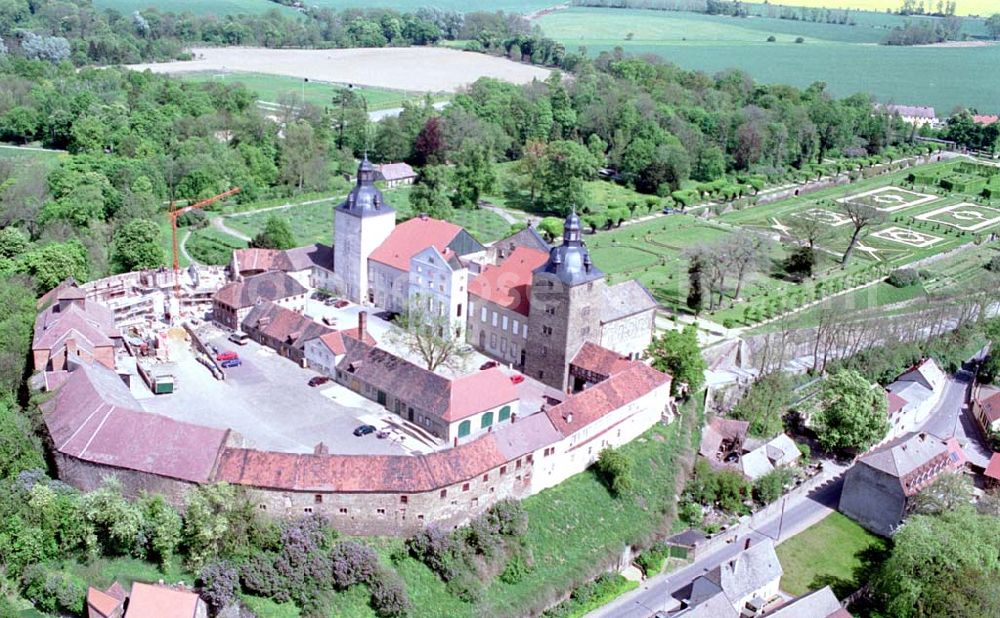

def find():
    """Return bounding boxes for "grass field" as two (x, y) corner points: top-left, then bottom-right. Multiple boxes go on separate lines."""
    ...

(538, 7), (1000, 113)
(92, 0), (296, 15)
(775, 511), (886, 597)
(301, 0), (553, 13)
(0, 145), (65, 160)
(745, 0), (998, 16)
(175, 72), (431, 111)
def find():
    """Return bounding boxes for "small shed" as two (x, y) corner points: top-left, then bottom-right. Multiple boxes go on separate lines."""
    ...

(152, 374), (175, 395)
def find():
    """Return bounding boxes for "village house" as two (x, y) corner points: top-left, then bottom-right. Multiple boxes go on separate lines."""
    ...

(883, 358), (945, 440)
(241, 301), (333, 365)
(467, 245), (549, 368)
(229, 244), (336, 291)
(367, 215), (483, 315)
(878, 104), (938, 127)
(739, 433), (802, 481)
(839, 431), (966, 536)
(485, 225), (549, 265)
(673, 539), (783, 617)
(973, 114), (999, 126)
(33, 283), (122, 372)
(409, 244), (469, 339)
(303, 311), (376, 376)
(211, 270), (307, 330)
(334, 338), (519, 444)
(87, 581), (207, 618)
(376, 161), (417, 188)
(762, 586), (850, 618)
(971, 387), (1000, 437)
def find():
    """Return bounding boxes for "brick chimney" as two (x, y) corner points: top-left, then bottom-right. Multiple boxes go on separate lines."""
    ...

(314, 442), (329, 455)
(358, 311), (367, 340)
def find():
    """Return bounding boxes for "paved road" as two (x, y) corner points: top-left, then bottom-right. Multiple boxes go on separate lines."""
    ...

(585, 468), (846, 618)
(918, 362), (992, 467)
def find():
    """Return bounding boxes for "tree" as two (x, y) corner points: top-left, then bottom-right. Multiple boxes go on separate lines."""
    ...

(451, 144), (495, 209)
(332, 87), (369, 154)
(1, 106), (39, 145)
(687, 253), (705, 314)
(414, 117), (446, 166)
(789, 215), (830, 252)
(280, 120), (325, 191)
(730, 232), (766, 300)
(537, 140), (595, 215)
(20, 32), (70, 62)
(0, 396), (44, 480)
(19, 241), (89, 294)
(813, 369), (889, 452)
(783, 245), (816, 281)
(730, 372), (792, 438)
(646, 326), (706, 396)
(872, 507), (1000, 618)
(409, 165), (453, 220)
(0, 227), (29, 259)
(251, 215), (296, 250)
(839, 200), (884, 266)
(594, 446), (633, 497)
(110, 220), (164, 273)
(753, 468), (792, 506)
(987, 14), (1000, 40)
(387, 297), (470, 372)
(536, 217), (564, 243)
(907, 472), (973, 515)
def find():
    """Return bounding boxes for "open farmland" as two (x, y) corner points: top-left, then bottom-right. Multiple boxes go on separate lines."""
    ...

(126, 47), (550, 94)
(538, 7), (1000, 112)
(298, 0), (554, 13)
(174, 72), (426, 111)
(743, 0), (998, 16)
(93, 0), (295, 15)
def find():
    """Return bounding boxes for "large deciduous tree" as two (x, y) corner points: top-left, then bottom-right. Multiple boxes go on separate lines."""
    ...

(388, 297), (470, 372)
(451, 144), (495, 209)
(409, 165), (452, 220)
(251, 215), (296, 250)
(646, 325), (706, 396)
(111, 219), (164, 273)
(839, 200), (884, 266)
(813, 369), (889, 452)
(730, 372), (792, 438)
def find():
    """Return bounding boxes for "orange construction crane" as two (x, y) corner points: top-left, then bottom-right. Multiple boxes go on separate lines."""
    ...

(169, 187), (241, 278)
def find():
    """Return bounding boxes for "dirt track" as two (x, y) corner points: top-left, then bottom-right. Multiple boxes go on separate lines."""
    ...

(126, 46), (551, 93)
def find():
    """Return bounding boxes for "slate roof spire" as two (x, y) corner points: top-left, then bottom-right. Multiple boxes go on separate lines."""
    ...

(336, 155), (394, 218)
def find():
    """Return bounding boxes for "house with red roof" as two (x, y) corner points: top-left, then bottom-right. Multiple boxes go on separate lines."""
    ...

(335, 338), (518, 443)
(33, 283), (121, 372)
(973, 114), (999, 126)
(467, 245), (549, 368)
(304, 311), (376, 375)
(241, 300), (333, 364)
(212, 270), (307, 330)
(368, 214), (483, 315)
(229, 243), (336, 291)
(973, 387), (1000, 436)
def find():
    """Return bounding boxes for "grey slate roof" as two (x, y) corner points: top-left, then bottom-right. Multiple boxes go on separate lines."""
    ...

(703, 539), (782, 605)
(279, 243), (334, 272)
(491, 413), (562, 460)
(602, 279), (658, 323)
(336, 157), (394, 219)
(859, 431), (947, 479)
(493, 225), (550, 256)
(214, 271), (307, 309)
(765, 586), (847, 618)
(534, 213), (604, 286)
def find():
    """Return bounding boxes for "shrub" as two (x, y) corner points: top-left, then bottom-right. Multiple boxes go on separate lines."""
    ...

(330, 541), (380, 589)
(406, 525), (456, 581)
(753, 468), (793, 506)
(445, 568), (485, 602)
(987, 255), (1000, 272)
(635, 542), (671, 576)
(21, 564), (86, 614)
(795, 36), (805, 43)
(199, 560), (239, 611)
(594, 446), (634, 497)
(887, 268), (921, 288)
(370, 569), (412, 618)
(766, 35), (777, 42)
(486, 498), (528, 538)
(499, 546), (535, 584)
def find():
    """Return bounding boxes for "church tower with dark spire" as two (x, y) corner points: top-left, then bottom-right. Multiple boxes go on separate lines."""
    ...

(524, 211), (606, 391)
(334, 157), (396, 303)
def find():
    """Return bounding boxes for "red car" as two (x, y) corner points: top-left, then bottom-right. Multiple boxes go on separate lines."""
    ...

(308, 376), (330, 387)
(216, 351), (238, 362)
(510, 374), (525, 385)
(480, 360), (499, 370)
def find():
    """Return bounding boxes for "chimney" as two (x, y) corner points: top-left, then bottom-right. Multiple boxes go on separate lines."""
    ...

(511, 412), (517, 423)
(744, 538), (751, 550)
(565, 412), (573, 424)
(314, 442), (329, 455)
(420, 213), (429, 220)
(358, 311), (368, 340)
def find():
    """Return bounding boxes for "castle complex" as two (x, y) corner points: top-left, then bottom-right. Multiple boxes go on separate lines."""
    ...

(31, 160), (672, 535)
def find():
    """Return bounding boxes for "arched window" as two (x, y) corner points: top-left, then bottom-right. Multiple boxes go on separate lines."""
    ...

(498, 405), (511, 422)
(458, 420), (471, 438)
(481, 411), (494, 429)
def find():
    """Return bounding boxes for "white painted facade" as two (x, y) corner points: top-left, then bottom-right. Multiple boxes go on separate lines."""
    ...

(600, 311), (655, 359)
(409, 246), (469, 339)
(466, 299), (530, 367)
(369, 261), (409, 314)
(333, 209), (395, 304)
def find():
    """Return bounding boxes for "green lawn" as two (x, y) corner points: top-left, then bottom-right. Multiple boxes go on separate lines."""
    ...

(176, 72), (432, 111)
(64, 556), (194, 592)
(538, 7), (1000, 113)
(776, 511), (886, 598)
(0, 145), (65, 160)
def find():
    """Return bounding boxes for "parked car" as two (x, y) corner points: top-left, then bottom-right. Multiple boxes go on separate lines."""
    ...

(209, 344), (219, 354)
(662, 207), (675, 215)
(228, 332), (249, 345)
(334, 299), (350, 308)
(353, 424), (377, 437)
(220, 358), (242, 368)
(323, 297), (337, 306)
(308, 376), (330, 387)
(216, 351), (238, 362)
(480, 360), (499, 370)
(510, 374), (525, 385)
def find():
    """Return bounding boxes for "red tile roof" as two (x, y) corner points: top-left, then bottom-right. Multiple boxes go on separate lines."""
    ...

(33, 299), (119, 351)
(468, 246), (548, 315)
(973, 114), (999, 125)
(446, 368), (518, 422)
(232, 248), (279, 274)
(317, 327), (376, 356)
(546, 362), (671, 436)
(368, 217), (463, 272)
(242, 301), (331, 350)
(86, 586), (123, 618)
(126, 583), (200, 618)
(979, 391), (1000, 423)
(986, 453), (1000, 481)
(887, 391), (907, 417)
(217, 433), (509, 493)
(571, 342), (633, 378)
(42, 364), (228, 483)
